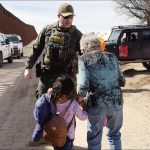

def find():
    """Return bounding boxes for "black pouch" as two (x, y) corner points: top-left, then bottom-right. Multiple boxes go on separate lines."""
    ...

(35, 61), (42, 78)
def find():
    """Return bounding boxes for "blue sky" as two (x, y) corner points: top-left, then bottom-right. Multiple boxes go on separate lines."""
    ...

(0, 1), (137, 39)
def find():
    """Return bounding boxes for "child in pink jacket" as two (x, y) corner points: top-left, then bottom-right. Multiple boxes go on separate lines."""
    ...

(30, 75), (87, 150)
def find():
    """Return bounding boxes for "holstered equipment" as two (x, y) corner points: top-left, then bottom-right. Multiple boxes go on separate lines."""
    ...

(35, 61), (42, 78)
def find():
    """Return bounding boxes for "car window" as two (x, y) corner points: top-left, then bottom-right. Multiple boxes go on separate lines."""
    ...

(120, 32), (127, 43)
(7, 36), (19, 43)
(142, 30), (150, 41)
(130, 32), (138, 42)
(120, 31), (138, 43)
(107, 30), (122, 43)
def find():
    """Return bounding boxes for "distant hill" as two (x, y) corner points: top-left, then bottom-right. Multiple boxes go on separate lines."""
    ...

(0, 4), (37, 46)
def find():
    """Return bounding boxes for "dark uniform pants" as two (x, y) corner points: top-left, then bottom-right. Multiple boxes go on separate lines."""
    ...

(35, 68), (76, 99)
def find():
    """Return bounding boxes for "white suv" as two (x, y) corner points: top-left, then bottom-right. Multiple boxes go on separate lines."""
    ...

(0, 33), (13, 67)
(6, 34), (23, 59)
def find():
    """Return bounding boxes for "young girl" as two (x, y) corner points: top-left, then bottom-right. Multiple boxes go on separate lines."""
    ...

(29, 75), (88, 150)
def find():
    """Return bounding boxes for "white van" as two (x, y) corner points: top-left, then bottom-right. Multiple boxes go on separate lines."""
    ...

(0, 33), (13, 67)
(6, 34), (23, 58)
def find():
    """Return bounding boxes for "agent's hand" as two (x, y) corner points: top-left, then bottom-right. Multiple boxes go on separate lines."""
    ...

(24, 69), (32, 80)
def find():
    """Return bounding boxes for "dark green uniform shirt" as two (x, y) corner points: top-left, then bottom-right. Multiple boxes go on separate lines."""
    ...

(25, 22), (82, 70)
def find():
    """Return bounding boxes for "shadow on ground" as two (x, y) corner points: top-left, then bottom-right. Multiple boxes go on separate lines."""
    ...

(73, 146), (87, 150)
(123, 88), (150, 93)
(123, 68), (150, 77)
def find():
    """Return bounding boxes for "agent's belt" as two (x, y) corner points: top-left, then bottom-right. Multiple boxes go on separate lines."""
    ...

(42, 65), (66, 72)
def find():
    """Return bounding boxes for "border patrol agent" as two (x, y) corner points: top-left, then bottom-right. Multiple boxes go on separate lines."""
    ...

(78, 33), (125, 150)
(24, 3), (82, 98)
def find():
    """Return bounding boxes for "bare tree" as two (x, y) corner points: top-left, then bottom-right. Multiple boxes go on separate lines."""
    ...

(114, 0), (150, 25)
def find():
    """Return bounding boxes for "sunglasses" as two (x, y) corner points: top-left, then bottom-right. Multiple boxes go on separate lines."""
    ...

(61, 15), (74, 19)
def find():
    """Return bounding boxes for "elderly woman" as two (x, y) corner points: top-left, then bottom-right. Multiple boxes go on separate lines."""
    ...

(77, 33), (125, 150)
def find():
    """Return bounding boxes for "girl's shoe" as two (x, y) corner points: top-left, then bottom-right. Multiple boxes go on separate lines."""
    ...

(28, 138), (49, 146)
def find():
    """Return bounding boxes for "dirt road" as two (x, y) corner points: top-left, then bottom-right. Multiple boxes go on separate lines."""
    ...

(0, 43), (150, 150)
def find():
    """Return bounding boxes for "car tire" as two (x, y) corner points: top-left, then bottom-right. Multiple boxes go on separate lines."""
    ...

(21, 50), (23, 57)
(7, 51), (13, 63)
(0, 52), (3, 67)
(17, 50), (21, 59)
(142, 62), (150, 70)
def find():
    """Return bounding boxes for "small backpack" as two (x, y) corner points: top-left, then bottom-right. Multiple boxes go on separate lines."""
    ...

(43, 114), (67, 147)
(43, 99), (74, 147)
